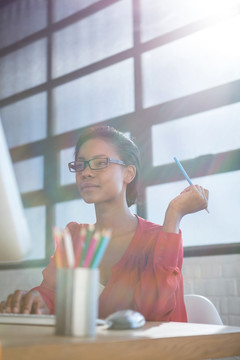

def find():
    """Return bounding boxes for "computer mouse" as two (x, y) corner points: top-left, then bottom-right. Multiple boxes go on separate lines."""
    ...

(105, 309), (146, 330)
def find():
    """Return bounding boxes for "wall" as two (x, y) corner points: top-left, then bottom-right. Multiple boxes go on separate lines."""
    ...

(183, 254), (240, 326)
(0, 254), (239, 326)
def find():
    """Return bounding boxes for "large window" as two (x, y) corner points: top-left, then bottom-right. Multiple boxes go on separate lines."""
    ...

(0, 0), (239, 268)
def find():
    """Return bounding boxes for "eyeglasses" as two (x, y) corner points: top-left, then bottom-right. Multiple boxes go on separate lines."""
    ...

(68, 157), (126, 173)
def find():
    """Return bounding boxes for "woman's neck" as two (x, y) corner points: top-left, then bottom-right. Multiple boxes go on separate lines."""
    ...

(94, 202), (137, 234)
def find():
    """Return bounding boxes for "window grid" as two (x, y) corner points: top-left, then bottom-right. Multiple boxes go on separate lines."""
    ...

(0, 0), (240, 269)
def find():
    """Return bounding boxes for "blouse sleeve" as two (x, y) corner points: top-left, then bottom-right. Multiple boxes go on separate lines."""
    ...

(31, 254), (57, 314)
(133, 230), (184, 321)
(30, 222), (80, 314)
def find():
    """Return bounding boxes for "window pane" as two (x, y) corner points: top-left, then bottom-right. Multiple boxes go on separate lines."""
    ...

(53, 58), (134, 134)
(140, 0), (240, 42)
(55, 199), (96, 230)
(52, 0), (100, 22)
(52, 0), (133, 77)
(0, 39), (47, 100)
(13, 156), (44, 193)
(142, 15), (240, 108)
(0, 0), (47, 49)
(1, 93), (47, 148)
(129, 204), (137, 215)
(152, 102), (240, 166)
(146, 171), (240, 246)
(60, 147), (75, 186)
(23, 205), (46, 260)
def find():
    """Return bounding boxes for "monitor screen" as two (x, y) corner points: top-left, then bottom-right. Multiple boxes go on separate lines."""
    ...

(0, 117), (31, 262)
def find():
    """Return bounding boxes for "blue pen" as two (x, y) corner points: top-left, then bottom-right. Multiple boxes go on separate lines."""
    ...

(173, 157), (193, 186)
(173, 157), (209, 213)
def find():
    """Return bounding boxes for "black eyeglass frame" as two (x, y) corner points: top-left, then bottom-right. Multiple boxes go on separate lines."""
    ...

(68, 157), (126, 173)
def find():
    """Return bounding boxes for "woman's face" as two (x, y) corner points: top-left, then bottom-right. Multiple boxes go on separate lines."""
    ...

(75, 138), (129, 206)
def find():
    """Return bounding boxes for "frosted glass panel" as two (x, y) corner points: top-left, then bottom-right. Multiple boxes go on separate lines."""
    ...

(146, 171), (240, 246)
(140, 0), (240, 42)
(0, 39), (47, 100)
(23, 205), (46, 260)
(52, 0), (133, 77)
(0, 0), (47, 48)
(142, 15), (240, 108)
(13, 156), (44, 193)
(60, 147), (75, 185)
(55, 199), (96, 230)
(129, 204), (137, 215)
(52, 0), (100, 22)
(152, 102), (240, 166)
(53, 58), (134, 134)
(1, 93), (47, 148)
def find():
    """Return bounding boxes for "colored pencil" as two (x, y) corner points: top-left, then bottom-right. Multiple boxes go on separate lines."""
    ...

(63, 228), (75, 268)
(83, 232), (101, 267)
(79, 224), (95, 266)
(52, 227), (63, 268)
(52, 224), (112, 269)
(74, 226), (87, 267)
(89, 232), (104, 267)
(90, 229), (112, 268)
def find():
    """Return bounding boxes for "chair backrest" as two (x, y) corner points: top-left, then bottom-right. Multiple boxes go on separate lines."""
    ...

(184, 294), (223, 325)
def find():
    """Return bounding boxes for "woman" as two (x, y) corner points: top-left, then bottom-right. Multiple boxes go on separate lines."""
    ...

(0, 126), (208, 321)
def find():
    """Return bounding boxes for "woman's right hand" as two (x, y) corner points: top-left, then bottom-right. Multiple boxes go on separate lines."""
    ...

(0, 289), (50, 314)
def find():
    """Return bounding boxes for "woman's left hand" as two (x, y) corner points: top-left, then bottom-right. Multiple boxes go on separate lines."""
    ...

(162, 185), (209, 234)
(169, 185), (209, 217)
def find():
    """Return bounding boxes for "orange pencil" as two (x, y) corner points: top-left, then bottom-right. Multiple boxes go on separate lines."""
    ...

(52, 227), (63, 268)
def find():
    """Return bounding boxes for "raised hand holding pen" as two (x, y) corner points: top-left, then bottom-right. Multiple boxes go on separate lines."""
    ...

(177, 184), (209, 214)
(162, 158), (209, 234)
(174, 157), (209, 213)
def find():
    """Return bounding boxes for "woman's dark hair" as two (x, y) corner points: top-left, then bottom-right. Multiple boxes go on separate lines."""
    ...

(74, 126), (140, 207)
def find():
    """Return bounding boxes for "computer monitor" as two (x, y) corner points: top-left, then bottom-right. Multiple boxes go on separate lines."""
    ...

(0, 116), (31, 262)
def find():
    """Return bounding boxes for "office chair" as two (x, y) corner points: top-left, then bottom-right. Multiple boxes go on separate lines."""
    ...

(184, 294), (223, 325)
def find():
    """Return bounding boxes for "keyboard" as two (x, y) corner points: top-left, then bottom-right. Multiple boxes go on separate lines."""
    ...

(0, 313), (55, 326)
(0, 313), (106, 326)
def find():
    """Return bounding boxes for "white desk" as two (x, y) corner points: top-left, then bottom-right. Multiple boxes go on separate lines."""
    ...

(1, 321), (240, 360)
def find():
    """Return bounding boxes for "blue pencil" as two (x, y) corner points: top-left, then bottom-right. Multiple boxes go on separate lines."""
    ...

(90, 229), (111, 268)
(173, 157), (209, 213)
